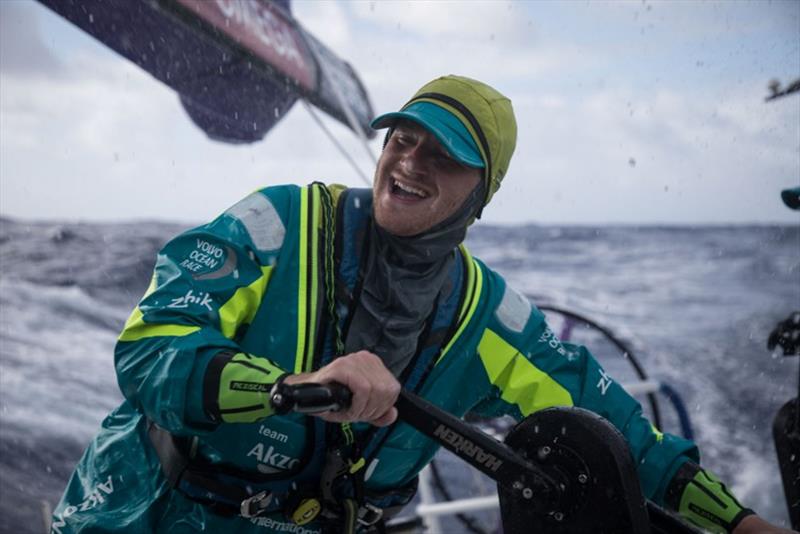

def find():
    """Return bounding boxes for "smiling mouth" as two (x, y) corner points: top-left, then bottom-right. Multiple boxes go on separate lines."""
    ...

(391, 179), (429, 199)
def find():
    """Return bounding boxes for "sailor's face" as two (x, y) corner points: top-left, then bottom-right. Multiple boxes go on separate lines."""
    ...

(373, 121), (482, 237)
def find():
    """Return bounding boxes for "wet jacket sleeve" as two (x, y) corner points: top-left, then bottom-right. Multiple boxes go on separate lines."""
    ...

(470, 268), (699, 506)
(114, 187), (294, 436)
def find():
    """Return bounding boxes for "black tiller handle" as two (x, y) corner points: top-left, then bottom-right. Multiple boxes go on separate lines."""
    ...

(270, 381), (352, 414)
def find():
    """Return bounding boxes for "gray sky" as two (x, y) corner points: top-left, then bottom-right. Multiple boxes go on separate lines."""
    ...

(1, 0), (799, 225)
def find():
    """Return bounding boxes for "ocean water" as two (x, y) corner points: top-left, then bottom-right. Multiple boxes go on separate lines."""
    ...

(1, 217), (797, 532)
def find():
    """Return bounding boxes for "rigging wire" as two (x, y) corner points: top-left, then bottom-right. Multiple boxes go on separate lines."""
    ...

(309, 49), (378, 168)
(300, 30), (377, 185)
(302, 99), (373, 187)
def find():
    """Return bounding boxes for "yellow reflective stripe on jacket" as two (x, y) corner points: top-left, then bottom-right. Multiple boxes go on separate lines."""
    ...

(307, 185), (321, 372)
(119, 264), (274, 342)
(118, 275), (201, 341)
(477, 329), (573, 416)
(295, 187), (310, 373)
(651, 424), (664, 443)
(456, 244), (476, 325)
(118, 308), (201, 342)
(437, 247), (483, 363)
(294, 186), (321, 374)
(218, 265), (274, 339)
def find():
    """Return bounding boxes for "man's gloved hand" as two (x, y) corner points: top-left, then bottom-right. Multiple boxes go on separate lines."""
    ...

(768, 312), (800, 356)
(666, 460), (796, 534)
(284, 351), (400, 427)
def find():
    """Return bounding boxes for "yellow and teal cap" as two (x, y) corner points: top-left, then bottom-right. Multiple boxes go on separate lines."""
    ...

(370, 75), (518, 208)
(371, 101), (485, 169)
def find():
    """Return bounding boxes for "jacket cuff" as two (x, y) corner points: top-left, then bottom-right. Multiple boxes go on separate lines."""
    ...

(665, 460), (755, 533)
(203, 351), (288, 424)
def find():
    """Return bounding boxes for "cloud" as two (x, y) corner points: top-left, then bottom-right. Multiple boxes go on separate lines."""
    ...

(488, 83), (799, 224)
(292, 0), (352, 51)
(349, 1), (531, 42)
(1, 50), (175, 155)
(0, 1), (65, 78)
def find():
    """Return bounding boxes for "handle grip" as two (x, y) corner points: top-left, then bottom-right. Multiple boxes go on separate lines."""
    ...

(270, 381), (352, 415)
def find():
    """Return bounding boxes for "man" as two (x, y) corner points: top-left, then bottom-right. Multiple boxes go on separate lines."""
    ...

(52, 75), (790, 533)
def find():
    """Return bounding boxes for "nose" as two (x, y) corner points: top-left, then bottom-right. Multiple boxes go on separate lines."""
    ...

(398, 141), (428, 178)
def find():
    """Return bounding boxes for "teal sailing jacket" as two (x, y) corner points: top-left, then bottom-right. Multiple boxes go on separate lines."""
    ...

(51, 184), (698, 534)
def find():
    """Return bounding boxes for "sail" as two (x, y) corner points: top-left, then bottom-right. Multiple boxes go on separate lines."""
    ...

(36, 0), (376, 143)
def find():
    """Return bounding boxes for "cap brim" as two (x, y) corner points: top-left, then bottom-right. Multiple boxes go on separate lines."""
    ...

(370, 110), (484, 168)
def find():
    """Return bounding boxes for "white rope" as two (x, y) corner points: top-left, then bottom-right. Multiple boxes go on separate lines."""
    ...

(303, 99), (372, 186)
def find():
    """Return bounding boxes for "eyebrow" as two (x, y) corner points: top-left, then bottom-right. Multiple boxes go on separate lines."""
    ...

(394, 122), (422, 136)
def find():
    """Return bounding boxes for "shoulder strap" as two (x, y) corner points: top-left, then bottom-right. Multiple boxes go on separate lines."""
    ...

(334, 187), (374, 297)
(436, 244), (484, 366)
(296, 182), (353, 372)
(294, 184), (324, 374)
(316, 182), (345, 357)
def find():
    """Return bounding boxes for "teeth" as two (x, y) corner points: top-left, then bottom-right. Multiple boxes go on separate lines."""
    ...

(393, 180), (428, 198)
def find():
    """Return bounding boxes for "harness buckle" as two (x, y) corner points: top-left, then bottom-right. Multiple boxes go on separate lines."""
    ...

(240, 491), (273, 518)
(357, 503), (383, 527)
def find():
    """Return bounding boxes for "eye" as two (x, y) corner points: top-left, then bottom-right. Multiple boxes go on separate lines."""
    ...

(393, 131), (412, 146)
(435, 151), (457, 167)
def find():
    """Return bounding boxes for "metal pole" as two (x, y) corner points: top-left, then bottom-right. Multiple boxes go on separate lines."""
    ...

(417, 466), (443, 534)
(417, 495), (500, 517)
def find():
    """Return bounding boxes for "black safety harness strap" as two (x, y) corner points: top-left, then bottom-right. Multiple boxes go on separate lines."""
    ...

(147, 420), (277, 518)
(316, 183), (374, 531)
